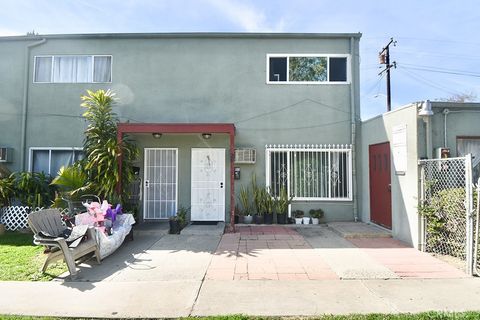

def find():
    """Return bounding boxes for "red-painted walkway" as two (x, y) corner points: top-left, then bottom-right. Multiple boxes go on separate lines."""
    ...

(206, 226), (466, 280)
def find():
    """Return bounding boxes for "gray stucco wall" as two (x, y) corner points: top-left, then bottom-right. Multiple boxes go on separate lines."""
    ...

(429, 103), (480, 156)
(0, 40), (27, 172)
(359, 104), (420, 247)
(0, 33), (361, 221)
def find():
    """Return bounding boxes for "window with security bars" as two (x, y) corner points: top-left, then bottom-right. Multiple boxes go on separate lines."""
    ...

(266, 145), (352, 200)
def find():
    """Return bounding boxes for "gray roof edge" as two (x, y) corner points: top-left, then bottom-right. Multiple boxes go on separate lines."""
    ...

(0, 32), (362, 41)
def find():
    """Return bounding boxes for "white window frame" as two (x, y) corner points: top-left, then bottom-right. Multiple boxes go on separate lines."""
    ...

(33, 55), (113, 83)
(266, 53), (351, 85)
(265, 144), (353, 201)
(29, 147), (84, 175)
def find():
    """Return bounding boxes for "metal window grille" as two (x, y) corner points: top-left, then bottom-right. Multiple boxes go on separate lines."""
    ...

(265, 144), (352, 201)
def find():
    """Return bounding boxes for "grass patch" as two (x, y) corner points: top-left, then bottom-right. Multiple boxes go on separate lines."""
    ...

(2, 312), (480, 320)
(187, 313), (480, 320)
(0, 232), (67, 281)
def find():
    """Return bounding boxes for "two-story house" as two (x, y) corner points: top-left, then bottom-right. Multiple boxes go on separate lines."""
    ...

(0, 32), (361, 230)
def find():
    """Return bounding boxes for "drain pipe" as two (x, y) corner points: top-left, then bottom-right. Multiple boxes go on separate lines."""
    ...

(443, 108), (450, 148)
(20, 37), (46, 171)
(419, 100), (433, 159)
(350, 36), (358, 222)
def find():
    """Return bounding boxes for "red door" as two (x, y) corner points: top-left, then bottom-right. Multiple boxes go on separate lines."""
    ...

(369, 142), (392, 229)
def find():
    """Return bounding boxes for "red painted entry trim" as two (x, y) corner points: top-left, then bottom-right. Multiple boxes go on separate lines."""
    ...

(368, 142), (392, 229)
(117, 123), (236, 232)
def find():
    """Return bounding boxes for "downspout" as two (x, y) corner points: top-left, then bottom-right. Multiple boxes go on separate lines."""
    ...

(418, 100), (433, 250)
(350, 36), (358, 222)
(443, 108), (450, 148)
(419, 100), (433, 159)
(21, 38), (47, 171)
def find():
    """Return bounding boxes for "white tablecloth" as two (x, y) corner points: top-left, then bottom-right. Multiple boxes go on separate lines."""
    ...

(75, 213), (135, 259)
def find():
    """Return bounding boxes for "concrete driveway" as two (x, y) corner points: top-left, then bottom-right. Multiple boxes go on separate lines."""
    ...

(0, 222), (478, 318)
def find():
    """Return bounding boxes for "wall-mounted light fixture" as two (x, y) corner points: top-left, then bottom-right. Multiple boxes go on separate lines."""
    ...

(202, 133), (212, 140)
(152, 133), (162, 139)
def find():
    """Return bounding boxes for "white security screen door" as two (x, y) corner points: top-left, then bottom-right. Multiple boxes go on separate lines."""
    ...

(191, 148), (226, 221)
(143, 148), (178, 219)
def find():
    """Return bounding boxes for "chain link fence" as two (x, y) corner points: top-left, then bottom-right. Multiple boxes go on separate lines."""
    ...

(419, 155), (477, 276)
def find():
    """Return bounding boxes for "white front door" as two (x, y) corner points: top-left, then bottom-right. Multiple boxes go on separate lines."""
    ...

(191, 148), (225, 221)
(143, 148), (178, 219)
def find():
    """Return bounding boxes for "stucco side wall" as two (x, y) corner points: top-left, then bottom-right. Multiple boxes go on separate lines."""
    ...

(359, 105), (420, 247)
(0, 41), (26, 173)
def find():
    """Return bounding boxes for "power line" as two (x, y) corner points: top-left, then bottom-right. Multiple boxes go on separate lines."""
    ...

(397, 67), (460, 96)
(398, 63), (480, 77)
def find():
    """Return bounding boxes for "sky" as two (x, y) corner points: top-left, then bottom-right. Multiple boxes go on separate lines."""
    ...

(1, 0), (479, 119)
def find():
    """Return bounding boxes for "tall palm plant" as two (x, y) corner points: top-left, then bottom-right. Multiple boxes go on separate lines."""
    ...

(81, 89), (138, 200)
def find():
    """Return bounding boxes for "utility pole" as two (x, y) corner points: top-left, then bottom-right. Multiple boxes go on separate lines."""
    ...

(379, 38), (397, 112)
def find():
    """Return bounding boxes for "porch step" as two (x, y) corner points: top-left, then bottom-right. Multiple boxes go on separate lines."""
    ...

(133, 221), (170, 236)
(181, 222), (225, 236)
(327, 222), (392, 239)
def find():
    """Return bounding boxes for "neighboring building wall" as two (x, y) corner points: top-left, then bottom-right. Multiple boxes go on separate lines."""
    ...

(0, 40), (27, 172)
(360, 101), (480, 248)
(428, 103), (480, 157)
(359, 104), (420, 247)
(0, 33), (361, 222)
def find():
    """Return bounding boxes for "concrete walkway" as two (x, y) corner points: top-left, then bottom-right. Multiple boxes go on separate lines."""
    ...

(0, 224), (478, 318)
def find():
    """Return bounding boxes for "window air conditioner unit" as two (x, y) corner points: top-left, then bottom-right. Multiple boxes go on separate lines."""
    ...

(0, 147), (12, 163)
(234, 148), (256, 164)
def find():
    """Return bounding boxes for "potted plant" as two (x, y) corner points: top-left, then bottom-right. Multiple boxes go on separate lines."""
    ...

(239, 185), (253, 224)
(293, 210), (304, 224)
(302, 215), (311, 225)
(251, 175), (264, 224)
(169, 206), (189, 234)
(275, 186), (292, 224)
(234, 204), (242, 224)
(263, 188), (274, 224)
(309, 208), (324, 224)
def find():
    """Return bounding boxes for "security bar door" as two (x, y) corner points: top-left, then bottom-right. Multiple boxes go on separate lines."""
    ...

(191, 148), (226, 221)
(144, 148), (178, 219)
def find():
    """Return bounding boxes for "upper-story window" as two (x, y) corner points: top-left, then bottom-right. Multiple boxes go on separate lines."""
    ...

(267, 54), (349, 84)
(34, 55), (112, 83)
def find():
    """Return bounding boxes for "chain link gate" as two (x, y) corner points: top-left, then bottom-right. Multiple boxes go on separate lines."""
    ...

(419, 155), (478, 276)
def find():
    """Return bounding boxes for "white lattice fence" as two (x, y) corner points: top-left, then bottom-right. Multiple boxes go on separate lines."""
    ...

(0, 206), (71, 231)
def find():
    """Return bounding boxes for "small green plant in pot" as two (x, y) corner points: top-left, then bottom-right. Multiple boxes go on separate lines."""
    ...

(293, 210), (304, 224)
(169, 206), (189, 234)
(274, 186), (292, 224)
(239, 185), (253, 224)
(251, 174), (264, 224)
(309, 208), (324, 224)
(263, 187), (274, 224)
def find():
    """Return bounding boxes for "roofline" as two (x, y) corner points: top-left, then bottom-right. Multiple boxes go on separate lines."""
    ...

(0, 32), (362, 41)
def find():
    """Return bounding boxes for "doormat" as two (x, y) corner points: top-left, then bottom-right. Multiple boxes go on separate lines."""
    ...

(191, 221), (218, 225)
